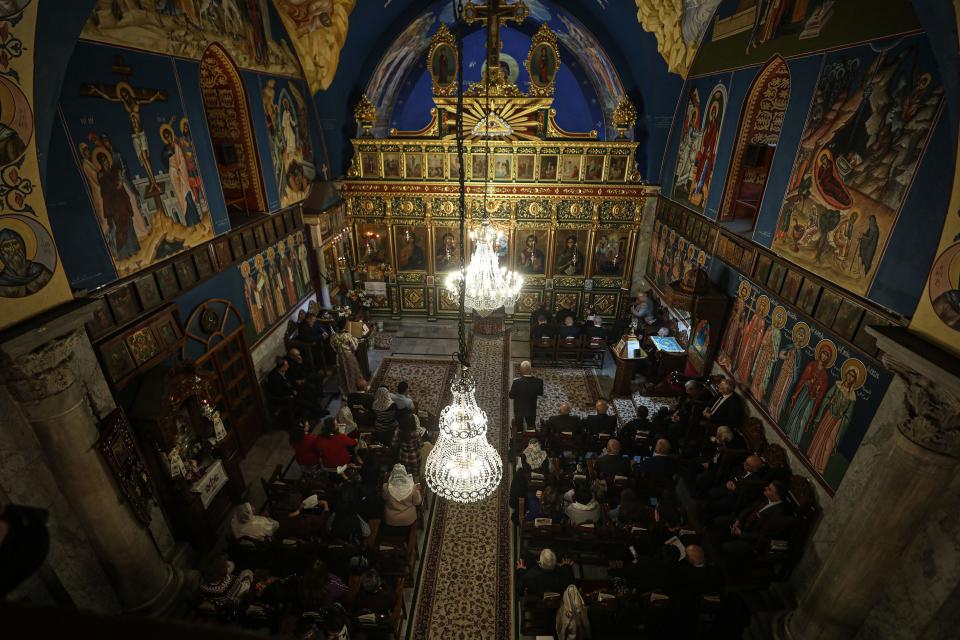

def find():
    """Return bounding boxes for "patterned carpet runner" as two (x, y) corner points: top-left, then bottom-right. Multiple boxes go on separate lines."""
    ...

(411, 332), (513, 639)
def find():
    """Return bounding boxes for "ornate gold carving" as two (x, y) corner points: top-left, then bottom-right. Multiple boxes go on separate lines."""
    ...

(634, 0), (697, 77)
(516, 291), (542, 313)
(401, 287), (426, 309)
(591, 294), (617, 315)
(525, 23), (560, 97)
(354, 95), (377, 137)
(882, 356), (960, 458)
(612, 98), (638, 139)
(428, 24), (458, 97)
(396, 272), (427, 284)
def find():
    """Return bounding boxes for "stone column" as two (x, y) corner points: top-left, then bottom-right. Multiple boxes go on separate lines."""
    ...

(2, 330), (181, 614)
(785, 327), (960, 640)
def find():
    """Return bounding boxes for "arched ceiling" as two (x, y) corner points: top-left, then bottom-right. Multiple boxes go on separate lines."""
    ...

(363, 1), (625, 138)
(313, 0), (683, 180)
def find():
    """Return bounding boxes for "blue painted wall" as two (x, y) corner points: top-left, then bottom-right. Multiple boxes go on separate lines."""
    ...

(390, 25), (602, 135)
(659, 31), (955, 319)
(44, 40), (323, 294)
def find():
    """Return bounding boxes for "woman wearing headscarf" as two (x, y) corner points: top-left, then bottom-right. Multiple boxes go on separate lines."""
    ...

(337, 405), (358, 435)
(230, 503), (279, 541)
(555, 584), (591, 640)
(563, 479), (601, 525)
(331, 317), (364, 395)
(522, 439), (549, 472)
(392, 410), (423, 475)
(372, 386), (398, 445)
(382, 464), (422, 536)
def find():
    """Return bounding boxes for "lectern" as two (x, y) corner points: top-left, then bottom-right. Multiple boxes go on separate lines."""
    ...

(611, 330), (645, 397)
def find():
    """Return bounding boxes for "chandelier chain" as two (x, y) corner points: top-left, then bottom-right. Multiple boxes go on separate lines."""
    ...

(454, 0), (468, 367)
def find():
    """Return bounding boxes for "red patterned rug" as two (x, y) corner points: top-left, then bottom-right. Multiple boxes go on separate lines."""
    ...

(411, 332), (513, 639)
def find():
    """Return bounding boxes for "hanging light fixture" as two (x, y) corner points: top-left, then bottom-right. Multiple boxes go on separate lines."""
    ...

(443, 1), (523, 318)
(444, 221), (523, 317)
(426, 0), (502, 503)
(425, 370), (503, 502)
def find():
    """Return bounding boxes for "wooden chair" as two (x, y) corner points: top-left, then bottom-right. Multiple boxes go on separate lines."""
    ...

(582, 336), (608, 368)
(519, 592), (563, 636)
(556, 335), (581, 366)
(760, 443), (791, 483)
(531, 335), (557, 365)
(375, 520), (419, 582)
(740, 417), (767, 451)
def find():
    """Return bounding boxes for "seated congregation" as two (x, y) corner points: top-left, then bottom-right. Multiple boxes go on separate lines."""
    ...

(186, 307), (435, 639)
(508, 368), (818, 638)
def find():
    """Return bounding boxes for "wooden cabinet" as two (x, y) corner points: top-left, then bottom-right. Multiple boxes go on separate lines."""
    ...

(659, 267), (730, 378)
(131, 365), (246, 550)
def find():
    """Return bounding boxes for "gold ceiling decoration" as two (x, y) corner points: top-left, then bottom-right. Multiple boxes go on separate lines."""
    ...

(634, 0), (697, 77)
(272, 0), (356, 93)
(612, 98), (639, 139)
(525, 23), (560, 98)
(354, 95), (378, 137)
(428, 24), (458, 97)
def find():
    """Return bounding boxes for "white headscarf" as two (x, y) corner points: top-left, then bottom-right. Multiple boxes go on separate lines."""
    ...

(337, 405), (357, 434)
(523, 439), (548, 470)
(230, 503), (279, 541)
(373, 386), (393, 412)
(556, 585), (591, 640)
(387, 463), (415, 501)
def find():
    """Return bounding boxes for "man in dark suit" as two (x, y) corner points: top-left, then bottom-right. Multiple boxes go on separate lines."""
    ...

(635, 438), (679, 486)
(720, 481), (793, 566)
(670, 545), (723, 603)
(347, 377), (376, 427)
(702, 378), (745, 428)
(509, 360), (544, 431)
(543, 402), (582, 449)
(554, 300), (577, 326)
(584, 317), (607, 340)
(529, 305), (552, 337)
(707, 454), (766, 517)
(286, 347), (324, 396)
(531, 315), (556, 341)
(595, 438), (631, 477)
(583, 399), (618, 439)
(265, 358), (322, 423)
(298, 312), (333, 367)
(618, 405), (650, 457)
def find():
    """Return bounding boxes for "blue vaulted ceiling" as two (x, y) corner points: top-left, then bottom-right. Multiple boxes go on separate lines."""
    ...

(313, 0), (683, 181)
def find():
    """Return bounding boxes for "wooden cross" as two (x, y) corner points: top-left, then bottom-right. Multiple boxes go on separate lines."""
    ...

(463, 0), (529, 74)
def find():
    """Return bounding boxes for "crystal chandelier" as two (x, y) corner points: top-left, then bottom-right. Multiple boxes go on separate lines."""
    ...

(426, 1), (502, 503)
(444, 221), (523, 317)
(425, 370), (502, 502)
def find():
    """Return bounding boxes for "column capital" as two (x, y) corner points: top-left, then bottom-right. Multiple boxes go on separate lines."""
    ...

(869, 326), (960, 459)
(2, 330), (82, 403)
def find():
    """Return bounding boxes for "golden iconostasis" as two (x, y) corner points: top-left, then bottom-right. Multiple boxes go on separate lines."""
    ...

(341, 186), (645, 320)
